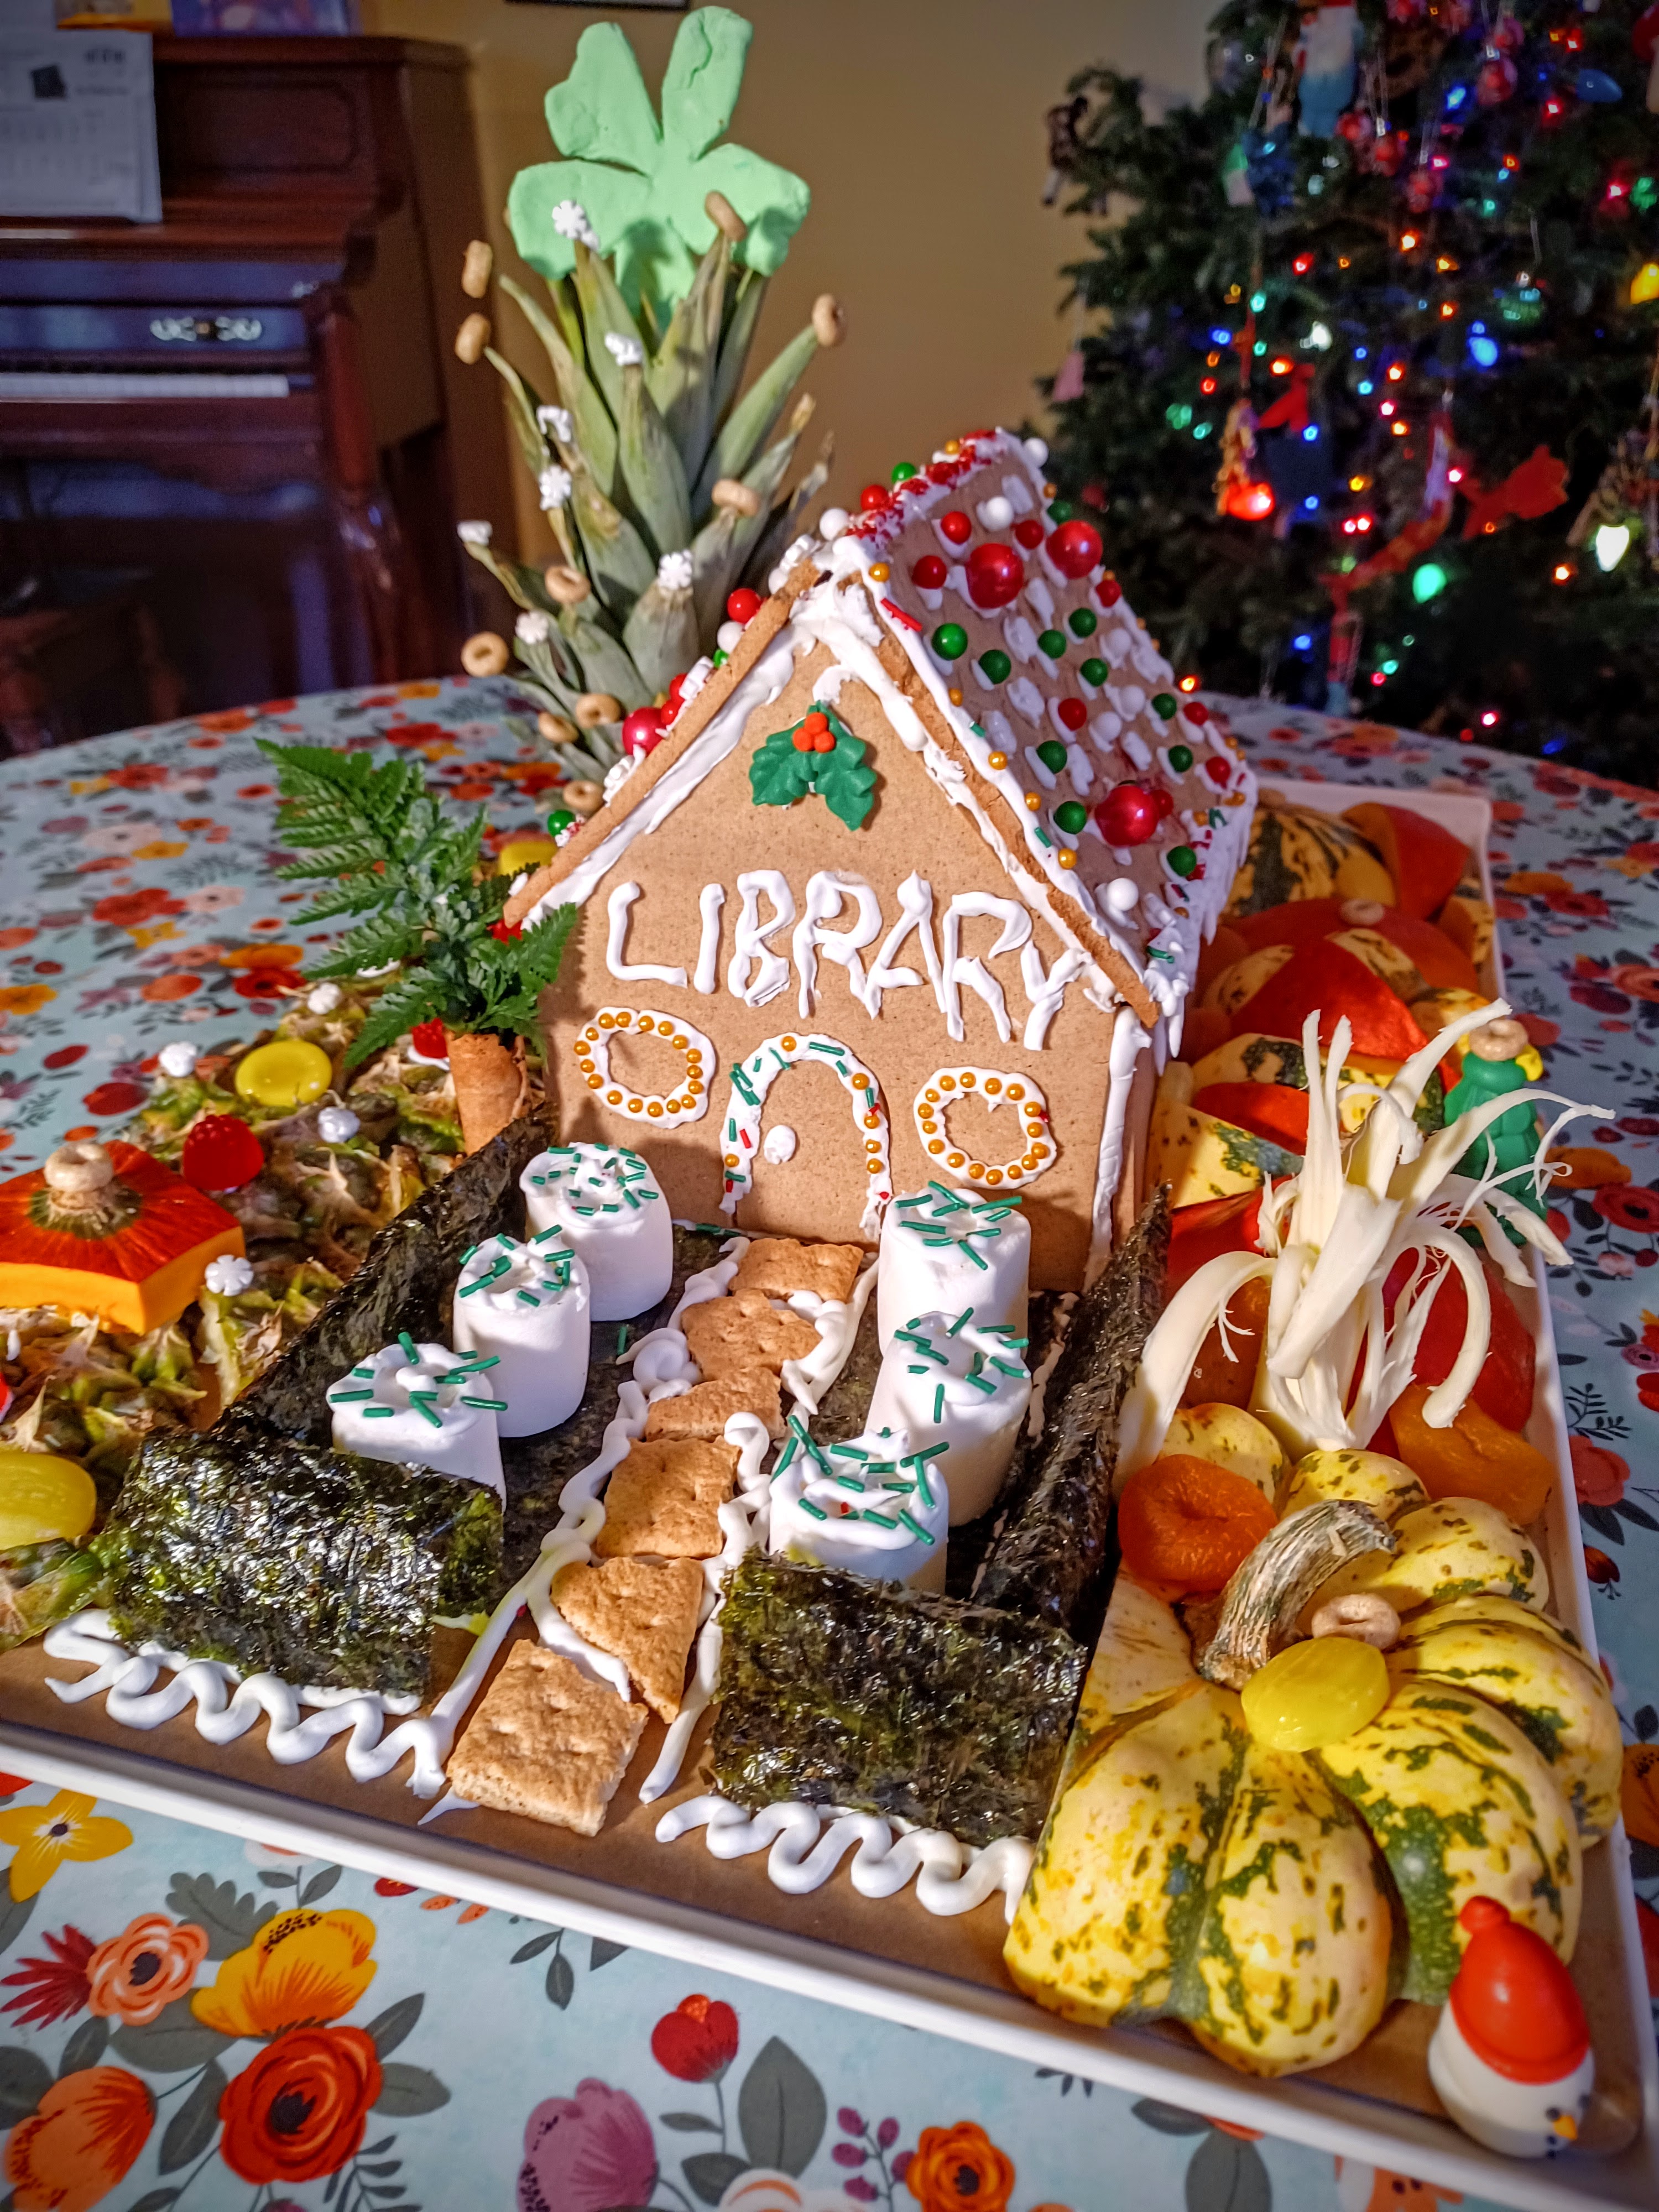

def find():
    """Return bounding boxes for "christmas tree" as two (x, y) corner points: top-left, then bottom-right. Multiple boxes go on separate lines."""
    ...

(1044, 0), (1659, 781)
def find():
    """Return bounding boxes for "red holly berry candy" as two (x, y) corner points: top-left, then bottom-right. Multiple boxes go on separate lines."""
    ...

(812, 731), (836, 754)
(1048, 519), (1104, 579)
(726, 587), (763, 625)
(965, 541), (1026, 611)
(410, 1019), (450, 1060)
(939, 510), (973, 546)
(1094, 784), (1160, 846)
(1097, 577), (1123, 608)
(181, 1113), (265, 1193)
(859, 482), (892, 512)
(622, 706), (666, 757)
(1013, 518), (1046, 550)
(1056, 697), (1089, 732)
(911, 554), (948, 591)
(791, 728), (815, 753)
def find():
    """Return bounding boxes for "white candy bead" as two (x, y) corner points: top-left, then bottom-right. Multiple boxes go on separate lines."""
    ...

(158, 1042), (199, 1078)
(519, 1142), (672, 1321)
(769, 1422), (949, 1591)
(451, 1232), (591, 1438)
(876, 1190), (1030, 1353)
(867, 1310), (1031, 1525)
(327, 1338), (504, 1500)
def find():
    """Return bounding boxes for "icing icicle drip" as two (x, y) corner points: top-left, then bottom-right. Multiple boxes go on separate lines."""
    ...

(877, 1186), (1030, 1349)
(568, 1006), (714, 1130)
(452, 1233), (591, 1437)
(327, 1338), (504, 1500)
(520, 1142), (672, 1319)
(769, 1418), (950, 1590)
(717, 1031), (891, 1238)
(867, 1308), (1031, 1524)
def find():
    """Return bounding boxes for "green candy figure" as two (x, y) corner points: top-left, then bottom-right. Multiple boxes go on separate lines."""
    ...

(1444, 1017), (1543, 1234)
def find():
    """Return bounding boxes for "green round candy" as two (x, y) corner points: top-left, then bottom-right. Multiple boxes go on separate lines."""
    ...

(1038, 629), (1068, 659)
(1047, 499), (1076, 523)
(1068, 607), (1098, 638)
(978, 648), (1012, 684)
(932, 623), (968, 661)
(712, 646), (729, 667)
(891, 461), (920, 483)
(1167, 844), (1199, 879)
(1055, 799), (1089, 834)
(1079, 656), (1109, 686)
(1151, 691), (1179, 719)
(545, 808), (576, 837)
(1036, 738), (1070, 773)
(1168, 743), (1194, 772)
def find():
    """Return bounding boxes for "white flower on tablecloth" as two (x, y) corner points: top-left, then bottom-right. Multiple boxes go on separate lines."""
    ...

(538, 467), (572, 513)
(180, 884), (243, 916)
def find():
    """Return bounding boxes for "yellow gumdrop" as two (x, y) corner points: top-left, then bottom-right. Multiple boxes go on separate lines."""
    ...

(496, 837), (557, 877)
(0, 1448), (97, 1548)
(233, 1039), (333, 1110)
(1241, 1637), (1389, 1752)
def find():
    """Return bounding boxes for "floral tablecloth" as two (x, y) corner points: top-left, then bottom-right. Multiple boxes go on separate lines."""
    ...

(0, 680), (1655, 2212)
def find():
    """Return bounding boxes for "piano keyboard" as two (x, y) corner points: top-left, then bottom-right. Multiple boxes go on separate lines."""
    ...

(0, 370), (291, 400)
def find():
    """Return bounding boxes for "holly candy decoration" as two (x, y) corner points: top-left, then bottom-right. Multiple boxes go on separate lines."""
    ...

(750, 701), (876, 831)
(622, 705), (667, 756)
(180, 1114), (265, 1195)
(1095, 782), (1161, 846)
(1046, 518), (1103, 578)
(965, 541), (1025, 611)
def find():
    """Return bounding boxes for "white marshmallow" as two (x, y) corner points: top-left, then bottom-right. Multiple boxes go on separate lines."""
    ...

(877, 1190), (1030, 1352)
(327, 1337), (504, 1499)
(769, 1422), (948, 1591)
(519, 1142), (672, 1321)
(867, 1310), (1030, 1524)
(452, 1233), (591, 1438)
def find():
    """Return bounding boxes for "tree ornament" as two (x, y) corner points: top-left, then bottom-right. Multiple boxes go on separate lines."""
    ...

(181, 1115), (265, 1195)
(1475, 53), (1518, 106)
(1046, 518), (1104, 577)
(964, 541), (1026, 609)
(1215, 400), (1274, 520)
(1567, 424), (1659, 564)
(1460, 447), (1569, 539)
(1294, 2), (1361, 139)
(1094, 784), (1160, 846)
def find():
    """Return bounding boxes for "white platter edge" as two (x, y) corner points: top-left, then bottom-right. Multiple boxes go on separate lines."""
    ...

(0, 778), (1653, 2212)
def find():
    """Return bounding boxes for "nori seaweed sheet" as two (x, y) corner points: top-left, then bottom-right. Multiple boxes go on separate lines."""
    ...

(971, 1188), (1170, 1643)
(100, 1428), (501, 1697)
(709, 1551), (1085, 1846)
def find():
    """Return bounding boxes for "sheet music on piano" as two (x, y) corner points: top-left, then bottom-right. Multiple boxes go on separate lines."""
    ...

(0, 28), (161, 223)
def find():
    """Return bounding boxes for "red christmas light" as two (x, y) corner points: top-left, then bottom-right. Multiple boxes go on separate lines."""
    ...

(1292, 253), (1314, 276)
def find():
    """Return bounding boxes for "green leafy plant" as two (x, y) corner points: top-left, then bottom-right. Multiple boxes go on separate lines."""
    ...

(455, 5), (839, 780)
(258, 739), (576, 1070)
(748, 702), (875, 831)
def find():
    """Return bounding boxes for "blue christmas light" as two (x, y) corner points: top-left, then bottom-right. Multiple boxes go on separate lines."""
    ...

(1445, 84), (1469, 111)
(1210, 327), (1232, 346)
(1292, 633), (1313, 651)
(1302, 495), (1319, 510)
(1542, 733), (1571, 756)
(1358, 379), (1375, 394)
(1468, 332), (1500, 368)
(1354, 347), (1368, 360)
(1302, 424), (1319, 442)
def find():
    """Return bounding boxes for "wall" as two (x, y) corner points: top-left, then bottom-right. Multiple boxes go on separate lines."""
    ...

(360, 0), (1214, 556)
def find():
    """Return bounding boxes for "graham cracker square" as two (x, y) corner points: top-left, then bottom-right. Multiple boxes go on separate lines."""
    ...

(682, 1290), (821, 1379)
(551, 1554), (705, 1723)
(734, 1237), (865, 1305)
(447, 1642), (645, 1837)
(595, 1436), (739, 1558)
(644, 1369), (784, 1442)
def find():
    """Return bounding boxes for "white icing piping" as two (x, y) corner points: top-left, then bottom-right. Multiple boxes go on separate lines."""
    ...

(780, 1258), (878, 1417)
(1085, 1004), (1153, 1284)
(606, 880), (688, 987)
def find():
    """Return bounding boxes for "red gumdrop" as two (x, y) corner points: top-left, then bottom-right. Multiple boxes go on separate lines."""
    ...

(965, 541), (1026, 611)
(410, 1019), (450, 1060)
(726, 587), (763, 625)
(1048, 519), (1104, 578)
(1095, 783), (1160, 846)
(938, 509), (973, 545)
(181, 1113), (265, 1193)
(859, 482), (892, 512)
(1013, 518), (1046, 550)
(911, 554), (947, 591)
(622, 706), (666, 756)
(1097, 576), (1124, 608)
(1056, 697), (1088, 732)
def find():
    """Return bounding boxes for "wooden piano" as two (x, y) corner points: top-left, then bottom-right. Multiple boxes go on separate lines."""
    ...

(0, 35), (515, 717)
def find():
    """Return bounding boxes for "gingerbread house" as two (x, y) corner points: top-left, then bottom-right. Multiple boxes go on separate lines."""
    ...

(505, 430), (1256, 1290)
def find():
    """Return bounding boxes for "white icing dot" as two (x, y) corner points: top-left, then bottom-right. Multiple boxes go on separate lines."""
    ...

(1024, 435), (1049, 466)
(158, 1041), (199, 1078)
(761, 1124), (798, 1165)
(977, 494), (1015, 531)
(716, 619), (745, 651)
(1105, 877), (1141, 918)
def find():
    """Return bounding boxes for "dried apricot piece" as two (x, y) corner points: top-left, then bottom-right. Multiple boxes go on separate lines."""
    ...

(1389, 1382), (1554, 1527)
(1118, 1454), (1278, 1597)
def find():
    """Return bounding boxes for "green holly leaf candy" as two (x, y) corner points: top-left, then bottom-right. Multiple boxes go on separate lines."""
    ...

(749, 727), (816, 810)
(815, 732), (877, 831)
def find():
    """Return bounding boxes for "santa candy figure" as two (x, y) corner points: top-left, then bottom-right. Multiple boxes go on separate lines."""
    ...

(1427, 1896), (1594, 2159)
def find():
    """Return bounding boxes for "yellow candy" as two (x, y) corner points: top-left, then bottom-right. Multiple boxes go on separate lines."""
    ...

(0, 1448), (97, 1548)
(233, 1039), (333, 1110)
(1241, 1637), (1389, 1752)
(496, 837), (557, 877)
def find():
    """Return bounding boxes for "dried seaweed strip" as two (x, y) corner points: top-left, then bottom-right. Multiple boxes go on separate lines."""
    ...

(972, 1189), (1170, 1640)
(709, 1552), (1084, 1846)
(943, 1290), (1068, 1601)
(224, 1108), (556, 1446)
(101, 1428), (501, 1695)
(805, 1286), (882, 1447)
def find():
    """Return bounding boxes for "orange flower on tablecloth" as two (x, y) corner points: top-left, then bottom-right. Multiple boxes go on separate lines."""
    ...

(904, 2122), (1016, 2212)
(0, 1793), (131, 1901)
(191, 1907), (376, 2037)
(3, 2066), (153, 2212)
(1607, 963), (1659, 1004)
(1623, 1743), (1659, 1848)
(0, 984), (55, 1018)
(397, 680), (441, 698)
(0, 927), (36, 950)
(140, 973), (202, 1003)
(1571, 1435), (1630, 1508)
(217, 2025), (382, 2185)
(196, 708), (255, 733)
(85, 1913), (209, 2027)
(90, 889), (183, 929)
(220, 943), (304, 970)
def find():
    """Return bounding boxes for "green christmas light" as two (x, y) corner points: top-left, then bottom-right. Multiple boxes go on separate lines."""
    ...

(1166, 402), (1193, 429)
(1411, 562), (1449, 604)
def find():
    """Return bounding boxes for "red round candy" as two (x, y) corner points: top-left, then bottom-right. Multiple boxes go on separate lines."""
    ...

(1094, 784), (1160, 846)
(622, 705), (666, 756)
(965, 541), (1026, 612)
(1204, 755), (1231, 786)
(1183, 700), (1209, 725)
(1097, 577), (1124, 608)
(1150, 785), (1175, 823)
(911, 554), (948, 591)
(859, 482), (892, 512)
(726, 587), (762, 625)
(938, 510), (973, 545)
(181, 1113), (265, 1193)
(1056, 697), (1088, 732)
(1013, 518), (1046, 551)
(410, 1019), (450, 1060)
(1047, 519), (1104, 579)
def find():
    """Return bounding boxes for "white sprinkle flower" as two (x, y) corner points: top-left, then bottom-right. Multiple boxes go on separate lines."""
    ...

(158, 1041), (199, 1078)
(317, 1105), (361, 1144)
(656, 549), (694, 594)
(516, 609), (552, 645)
(456, 520), (492, 546)
(537, 404), (574, 444)
(551, 200), (599, 248)
(306, 982), (343, 1014)
(603, 331), (644, 368)
(205, 1254), (255, 1297)
(538, 466), (572, 513)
